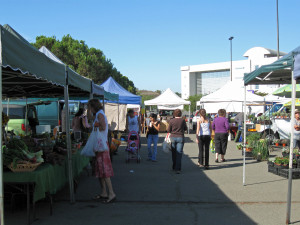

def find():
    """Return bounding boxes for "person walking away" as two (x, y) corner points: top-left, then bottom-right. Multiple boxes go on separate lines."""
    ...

(167, 109), (187, 174)
(294, 109), (300, 149)
(196, 109), (212, 169)
(147, 113), (160, 162)
(88, 99), (116, 203)
(212, 109), (230, 163)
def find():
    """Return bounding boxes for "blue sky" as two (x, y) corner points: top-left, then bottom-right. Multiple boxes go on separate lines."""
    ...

(1, 0), (300, 93)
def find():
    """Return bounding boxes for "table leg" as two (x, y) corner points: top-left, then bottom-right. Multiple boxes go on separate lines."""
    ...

(27, 183), (30, 225)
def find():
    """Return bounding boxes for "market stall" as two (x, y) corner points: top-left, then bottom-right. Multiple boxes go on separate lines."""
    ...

(199, 80), (266, 114)
(101, 76), (141, 131)
(144, 88), (191, 133)
(243, 45), (300, 223)
(0, 24), (97, 224)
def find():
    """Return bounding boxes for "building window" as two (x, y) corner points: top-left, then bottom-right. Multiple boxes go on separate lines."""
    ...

(195, 70), (230, 95)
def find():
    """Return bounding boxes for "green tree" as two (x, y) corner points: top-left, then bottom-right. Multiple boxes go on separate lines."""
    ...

(184, 94), (202, 113)
(32, 35), (137, 94)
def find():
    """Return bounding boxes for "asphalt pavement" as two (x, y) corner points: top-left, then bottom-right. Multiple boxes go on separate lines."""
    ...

(6, 133), (300, 225)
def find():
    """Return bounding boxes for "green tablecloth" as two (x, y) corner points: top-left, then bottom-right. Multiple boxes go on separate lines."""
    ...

(3, 149), (90, 202)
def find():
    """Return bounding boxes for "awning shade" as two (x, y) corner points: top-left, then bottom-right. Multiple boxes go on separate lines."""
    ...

(101, 76), (141, 104)
(244, 46), (300, 85)
(1, 24), (92, 97)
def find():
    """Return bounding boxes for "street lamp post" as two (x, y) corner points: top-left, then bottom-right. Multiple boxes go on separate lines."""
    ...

(229, 36), (234, 81)
(276, 0), (279, 59)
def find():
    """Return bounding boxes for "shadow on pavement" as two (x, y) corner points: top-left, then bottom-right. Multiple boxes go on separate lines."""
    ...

(6, 134), (258, 225)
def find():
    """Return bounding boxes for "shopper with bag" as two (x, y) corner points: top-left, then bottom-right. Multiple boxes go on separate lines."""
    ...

(196, 109), (212, 170)
(167, 109), (187, 174)
(212, 109), (230, 163)
(147, 113), (160, 162)
(87, 99), (116, 203)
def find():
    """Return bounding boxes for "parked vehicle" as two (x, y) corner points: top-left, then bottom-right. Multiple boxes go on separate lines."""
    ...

(3, 100), (82, 135)
(3, 103), (41, 135)
(36, 100), (81, 131)
(257, 101), (297, 140)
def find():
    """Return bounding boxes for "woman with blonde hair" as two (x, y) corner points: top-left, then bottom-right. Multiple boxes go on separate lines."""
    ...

(212, 109), (230, 163)
(196, 108), (212, 169)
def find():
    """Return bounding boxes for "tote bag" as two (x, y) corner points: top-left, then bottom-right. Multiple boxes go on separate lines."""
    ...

(94, 128), (109, 152)
(162, 133), (172, 153)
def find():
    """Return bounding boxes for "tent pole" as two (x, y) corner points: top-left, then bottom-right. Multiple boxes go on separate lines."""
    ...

(65, 66), (75, 204)
(25, 98), (28, 134)
(118, 102), (120, 131)
(6, 98), (9, 133)
(188, 104), (190, 134)
(286, 73), (296, 224)
(243, 85), (247, 186)
(0, 54), (4, 225)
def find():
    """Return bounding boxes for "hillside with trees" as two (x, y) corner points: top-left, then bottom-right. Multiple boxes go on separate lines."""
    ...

(32, 35), (137, 93)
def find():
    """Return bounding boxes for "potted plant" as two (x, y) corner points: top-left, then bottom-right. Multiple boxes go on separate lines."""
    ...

(236, 143), (243, 150)
(293, 148), (300, 159)
(293, 159), (297, 168)
(282, 147), (289, 157)
(252, 139), (269, 161)
(273, 139), (280, 146)
(245, 144), (253, 152)
(274, 157), (283, 168)
(282, 157), (289, 169)
(281, 139), (288, 147)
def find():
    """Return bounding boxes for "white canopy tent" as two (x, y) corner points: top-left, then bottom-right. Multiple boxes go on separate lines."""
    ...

(199, 81), (266, 114)
(144, 88), (191, 133)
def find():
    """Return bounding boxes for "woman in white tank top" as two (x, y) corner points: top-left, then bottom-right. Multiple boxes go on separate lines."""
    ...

(196, 109), (212, 169)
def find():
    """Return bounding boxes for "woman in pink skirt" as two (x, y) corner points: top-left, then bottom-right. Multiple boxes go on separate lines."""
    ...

(88, 99), (116, 203)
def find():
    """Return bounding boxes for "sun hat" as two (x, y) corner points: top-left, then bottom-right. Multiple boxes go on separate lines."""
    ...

(295, 109), (300, 114)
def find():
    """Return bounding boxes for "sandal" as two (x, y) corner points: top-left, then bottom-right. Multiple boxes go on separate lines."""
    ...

(93, 194), (108, 200)
(102, 196), (116, 204)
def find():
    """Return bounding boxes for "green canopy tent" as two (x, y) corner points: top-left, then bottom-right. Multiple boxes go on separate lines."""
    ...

(272, 84), (300, 98)
(0, 24), (99, 224)
(244, 45), (300, 224)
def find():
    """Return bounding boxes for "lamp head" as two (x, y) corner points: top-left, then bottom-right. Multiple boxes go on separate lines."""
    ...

(229, 36), (234, 40)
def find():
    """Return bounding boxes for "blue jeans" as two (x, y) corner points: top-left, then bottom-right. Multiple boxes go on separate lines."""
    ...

(171, 137), (184, 171)
(147, 134), (159, 160)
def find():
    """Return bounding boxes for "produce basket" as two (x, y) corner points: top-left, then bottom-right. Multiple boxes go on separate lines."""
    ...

(8, 162), (42, 172)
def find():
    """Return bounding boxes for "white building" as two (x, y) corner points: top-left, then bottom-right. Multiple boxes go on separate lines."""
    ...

(181, 47), (287, 99)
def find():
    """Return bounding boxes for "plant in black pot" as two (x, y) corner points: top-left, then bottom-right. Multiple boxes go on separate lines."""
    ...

(274, 157), (283, 168)
(293, 148), (300, 159)
(282, 157), (289, 169)
(282, 147), (289, 157)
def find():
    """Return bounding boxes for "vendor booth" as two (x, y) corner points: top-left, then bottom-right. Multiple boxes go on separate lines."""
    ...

(199, 80), (266, 114)
(0, 24), (100, 224)
(144, 88), (191, 133)
(243, 45), (300, 223)
(101, 76), (141, 131)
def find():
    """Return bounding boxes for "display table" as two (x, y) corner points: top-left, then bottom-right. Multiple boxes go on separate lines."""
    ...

(4, 149), (90, 224)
